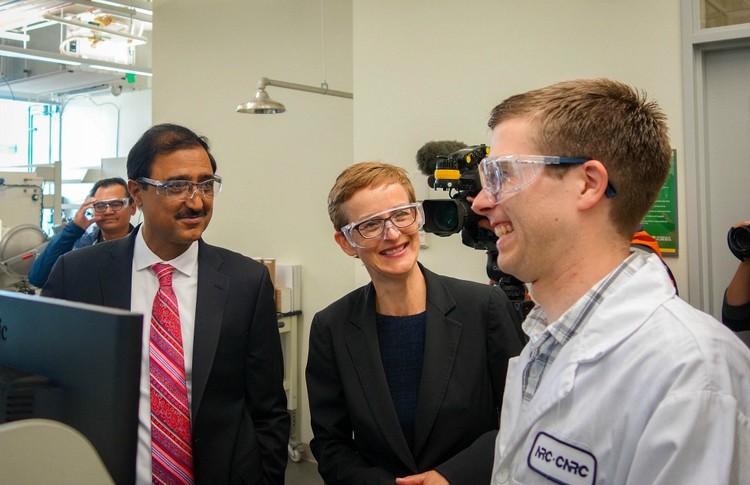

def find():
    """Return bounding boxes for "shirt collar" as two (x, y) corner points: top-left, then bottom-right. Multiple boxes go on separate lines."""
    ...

(133, 226), (199, 277)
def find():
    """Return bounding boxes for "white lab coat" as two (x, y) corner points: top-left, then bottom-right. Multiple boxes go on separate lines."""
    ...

(492, 253), (750, 485)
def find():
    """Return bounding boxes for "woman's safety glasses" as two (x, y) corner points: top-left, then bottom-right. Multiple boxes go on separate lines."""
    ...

(340, 202), (425, 248)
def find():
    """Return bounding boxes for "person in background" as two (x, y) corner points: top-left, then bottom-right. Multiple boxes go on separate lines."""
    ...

(723, 220), (750, 332)
(28, 177), (135, 288)
(629, 225), (678, 292)
(43, 123), (289, 484)
(306, 161), (525, 485)
(471, 78), (750, 483)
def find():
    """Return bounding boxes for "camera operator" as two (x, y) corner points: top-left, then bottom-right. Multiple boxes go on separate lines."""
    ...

(723, 220), (750, 332)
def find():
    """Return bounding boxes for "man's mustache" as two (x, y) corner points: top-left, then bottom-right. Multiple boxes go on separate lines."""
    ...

(176, 209), (207, 219)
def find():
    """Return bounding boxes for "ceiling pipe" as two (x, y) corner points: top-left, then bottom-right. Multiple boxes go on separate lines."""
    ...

(236, 77), (353, 114)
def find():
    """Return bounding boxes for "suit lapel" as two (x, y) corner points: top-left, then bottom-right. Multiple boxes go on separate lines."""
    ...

(98, 231), (136, 309)
(345, 284), (418, 470)
(191, 241), (229, 419)
(413, 268), (461, 457)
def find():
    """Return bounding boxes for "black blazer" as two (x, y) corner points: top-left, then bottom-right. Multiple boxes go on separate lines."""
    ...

(305, 264), (525, 484)
(42, 228), (290, 485)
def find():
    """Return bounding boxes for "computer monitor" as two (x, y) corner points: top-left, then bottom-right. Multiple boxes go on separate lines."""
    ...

(0, 290), (142, 484)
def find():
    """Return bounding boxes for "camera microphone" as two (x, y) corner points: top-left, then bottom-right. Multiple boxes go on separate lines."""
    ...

(415, 140), (468, 177)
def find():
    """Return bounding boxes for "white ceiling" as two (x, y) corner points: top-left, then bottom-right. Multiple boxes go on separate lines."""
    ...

(0, 0), (152, 35)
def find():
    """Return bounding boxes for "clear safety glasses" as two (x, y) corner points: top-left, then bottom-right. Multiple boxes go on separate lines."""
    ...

(478, 154), (617, 205)
(92, 198), (131, 213)
(137, 176), (223, 200)
(340, 202), (425, 248)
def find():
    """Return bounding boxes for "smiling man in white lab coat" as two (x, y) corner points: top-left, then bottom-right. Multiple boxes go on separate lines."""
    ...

(472, 78), (750, 484)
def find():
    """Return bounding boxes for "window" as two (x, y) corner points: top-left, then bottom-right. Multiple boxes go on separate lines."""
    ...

(701, 0), (750, 28)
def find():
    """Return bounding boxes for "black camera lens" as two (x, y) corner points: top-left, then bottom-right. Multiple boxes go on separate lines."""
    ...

(727, 225), (750, 261)
(431, 203), (459, 232)
(422, 199), (473, 236)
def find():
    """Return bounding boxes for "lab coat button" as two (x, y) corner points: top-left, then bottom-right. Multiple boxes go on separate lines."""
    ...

(496, 468), (510, 483)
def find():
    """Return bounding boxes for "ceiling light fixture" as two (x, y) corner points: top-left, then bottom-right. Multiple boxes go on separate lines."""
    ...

(91, 0), (153, 16)
(42, 13), (148, 45)
(0, 32), (30, 42)
(0, 45), (81, 67)
(236, 77), (352, 114)
(236, 0), (352, 114)
(0, 45), (152, 77)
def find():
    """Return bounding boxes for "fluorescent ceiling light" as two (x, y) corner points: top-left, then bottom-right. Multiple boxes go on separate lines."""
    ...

(92, 0), (153, 16)
(0, 32), (30, 42)
(0, 46), (81, 66)
(86, 62), (151, 77)
(0, 45), (152, 77)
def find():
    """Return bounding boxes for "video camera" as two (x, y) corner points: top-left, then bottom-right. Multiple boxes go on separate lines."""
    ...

(728, 224), (750, 261)
(416, 141), (533, 319)
(421, 144), (488, 241)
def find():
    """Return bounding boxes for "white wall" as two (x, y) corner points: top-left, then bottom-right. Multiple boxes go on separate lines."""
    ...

(153, 0), (685, 452)
(153, 0), (354, 448)
(355, 0), (685, 287)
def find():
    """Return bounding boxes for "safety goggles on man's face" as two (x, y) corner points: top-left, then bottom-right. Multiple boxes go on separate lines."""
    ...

(92, 198), (131, 213)
(478, 154), (617, 205)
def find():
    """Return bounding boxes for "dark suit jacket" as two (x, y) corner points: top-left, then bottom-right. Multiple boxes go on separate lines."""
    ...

(42, 228), (290, 485)
(305, 264), (525, 485)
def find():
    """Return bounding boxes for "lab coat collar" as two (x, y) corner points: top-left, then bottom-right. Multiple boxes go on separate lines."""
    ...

(570, 252), (677, 364)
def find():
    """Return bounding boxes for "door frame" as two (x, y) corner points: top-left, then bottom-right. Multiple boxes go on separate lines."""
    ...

(681, 0), (750, 313)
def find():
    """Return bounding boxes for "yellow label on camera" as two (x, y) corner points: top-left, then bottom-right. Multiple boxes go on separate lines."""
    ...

(434, 169), (460, 180)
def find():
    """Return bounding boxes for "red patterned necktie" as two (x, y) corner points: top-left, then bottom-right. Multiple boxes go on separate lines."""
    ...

(150, 263), (194, 484)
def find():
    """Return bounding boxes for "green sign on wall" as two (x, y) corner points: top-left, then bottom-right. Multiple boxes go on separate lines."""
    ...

(641, 149), (678, 256)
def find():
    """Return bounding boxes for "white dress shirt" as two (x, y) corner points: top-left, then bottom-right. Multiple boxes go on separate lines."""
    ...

(131, 228), (199, 484)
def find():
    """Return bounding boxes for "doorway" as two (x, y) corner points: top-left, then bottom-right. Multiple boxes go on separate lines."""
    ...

(683, 0), (750, 319)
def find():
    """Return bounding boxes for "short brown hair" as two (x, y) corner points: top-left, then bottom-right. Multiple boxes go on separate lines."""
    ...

(488, 78), (672, 237)
(327, 161), (416, 231)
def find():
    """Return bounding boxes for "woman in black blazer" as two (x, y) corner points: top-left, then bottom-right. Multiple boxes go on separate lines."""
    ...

(306, 161), (525, 484)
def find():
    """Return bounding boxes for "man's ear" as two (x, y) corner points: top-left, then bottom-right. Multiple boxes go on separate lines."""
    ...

(127, 180), (143, 209)
(334, 231), (358, 257)
(577, 160), (610, 210)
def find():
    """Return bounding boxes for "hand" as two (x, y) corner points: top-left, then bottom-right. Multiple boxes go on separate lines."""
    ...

(396, 470), (449, 485)
(71, 197), (101, 230)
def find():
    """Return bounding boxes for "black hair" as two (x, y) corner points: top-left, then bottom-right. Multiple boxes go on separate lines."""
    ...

(88, 177), (132, 201)
(126, 123), (217, 181)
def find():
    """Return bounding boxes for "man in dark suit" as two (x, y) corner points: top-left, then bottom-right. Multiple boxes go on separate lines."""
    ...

(43, 123), (289, 484)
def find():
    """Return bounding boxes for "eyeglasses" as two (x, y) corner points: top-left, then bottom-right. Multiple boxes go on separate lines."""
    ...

(92, 198), (131, 213)
(340, 202), (424, 248)
(136, 176), (223, 200)
(479, 154), (617, 205)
